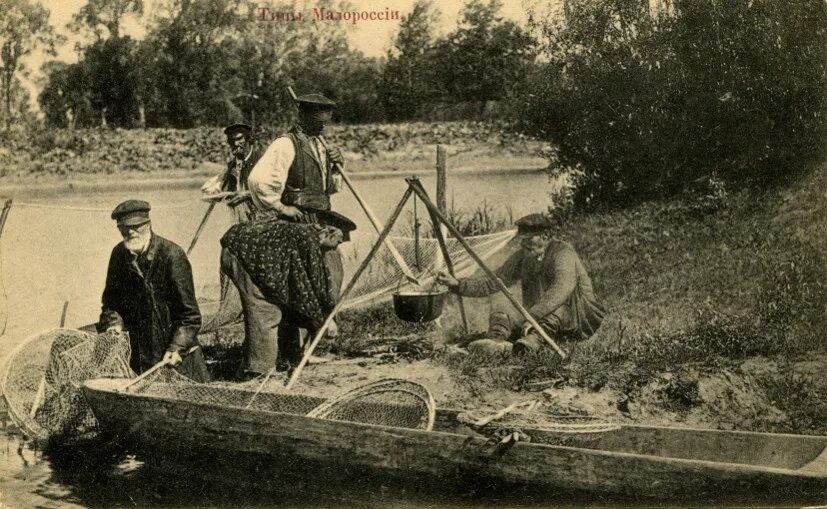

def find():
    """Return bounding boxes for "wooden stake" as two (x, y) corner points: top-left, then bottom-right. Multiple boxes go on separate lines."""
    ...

(406, 177), (567, 359)
(436, 145), (447, 217)
(285, 187), (415, 390)
(59, 301), (69, 328)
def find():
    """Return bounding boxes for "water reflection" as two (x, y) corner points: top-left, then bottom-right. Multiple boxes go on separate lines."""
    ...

(2, 425), (642, 508)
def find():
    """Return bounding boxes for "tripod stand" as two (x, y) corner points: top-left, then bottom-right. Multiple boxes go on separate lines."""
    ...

(285, 176), (567, 390)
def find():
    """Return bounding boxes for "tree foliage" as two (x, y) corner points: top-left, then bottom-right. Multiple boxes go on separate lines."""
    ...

(380, 0), (440, 120)
(522, 0), (827, 208)
(0, 0), (60, 129)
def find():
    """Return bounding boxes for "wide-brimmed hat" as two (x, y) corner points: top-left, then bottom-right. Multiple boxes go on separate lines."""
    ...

(318, 210), (356, 241)
(223, 123), (252, 137)
(296, 93), (336, 111)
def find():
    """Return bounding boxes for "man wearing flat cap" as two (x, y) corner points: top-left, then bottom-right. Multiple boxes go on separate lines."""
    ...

(438, 213), (605, 356)
(97, 199), (209, 381)
(201, 122), (263, 222)
(247, 93), (343, 220)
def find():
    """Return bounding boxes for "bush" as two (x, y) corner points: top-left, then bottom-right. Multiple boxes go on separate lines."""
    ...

(522, 0), (827, 208)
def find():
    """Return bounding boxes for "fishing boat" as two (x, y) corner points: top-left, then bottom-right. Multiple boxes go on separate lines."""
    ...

(81, 377), (827, 502)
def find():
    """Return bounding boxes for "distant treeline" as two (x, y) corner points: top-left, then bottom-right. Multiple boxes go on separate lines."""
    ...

(2, 0), (825, 207)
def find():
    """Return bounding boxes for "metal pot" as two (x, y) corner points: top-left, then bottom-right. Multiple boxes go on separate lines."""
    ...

(392, 291), (447, 323)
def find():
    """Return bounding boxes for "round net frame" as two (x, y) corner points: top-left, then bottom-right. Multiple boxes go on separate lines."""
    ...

(306, 378), (436, 431)
(1, 328), (133, 441)
(472, 413), (620, 447)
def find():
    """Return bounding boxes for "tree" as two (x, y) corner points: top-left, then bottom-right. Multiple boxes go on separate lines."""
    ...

(431, 0), (536, 110)
(0, 0), (60, 130)
(69, 0), (143, 41)
(380, 0), (440, 120)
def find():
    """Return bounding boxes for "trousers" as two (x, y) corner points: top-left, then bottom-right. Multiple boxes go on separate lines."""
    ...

(487, 303), (576, 352)
(220, 247), (344, 373)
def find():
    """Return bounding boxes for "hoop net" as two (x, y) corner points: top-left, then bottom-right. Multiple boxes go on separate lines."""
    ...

(306, 378), (436, 430)
(120, 371), (435, 431)
(459, 407), (619, 447)
(1, 328), (133, 440)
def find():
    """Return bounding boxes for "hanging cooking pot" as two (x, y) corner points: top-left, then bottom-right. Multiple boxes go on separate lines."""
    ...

(392, 280), (447, 323)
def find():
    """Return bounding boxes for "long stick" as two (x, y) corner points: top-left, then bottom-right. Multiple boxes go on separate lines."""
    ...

(285, 187), (415, 390)
(122, 345), (200, 392)
(407, 178), (567, 359)
(407, 179), (468, 332)
(286, 86), (420, 286)
(187, 202), (216, 256)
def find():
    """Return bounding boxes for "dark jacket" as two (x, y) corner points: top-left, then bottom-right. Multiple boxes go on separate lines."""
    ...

(97, 234), (207, 379)
(281, 127), (336, 212)
(221, 144), (263, 192)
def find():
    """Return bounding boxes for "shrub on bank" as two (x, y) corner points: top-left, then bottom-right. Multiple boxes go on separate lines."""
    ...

(522, 0), (827, 208)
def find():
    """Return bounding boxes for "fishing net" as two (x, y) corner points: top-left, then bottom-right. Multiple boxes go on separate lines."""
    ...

(1, 328), (134, 440)
(458, 406), (619, 447)
(201, 229), (517, 333)
(306, 378), (435, 430)
(122, 371), (434, 431)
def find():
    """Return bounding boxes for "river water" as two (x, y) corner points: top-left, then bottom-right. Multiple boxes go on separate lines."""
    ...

(0, 170), (560, 508)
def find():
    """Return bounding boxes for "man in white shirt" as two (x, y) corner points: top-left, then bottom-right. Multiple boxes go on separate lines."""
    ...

(246, 94), (343, 221)
(201, 123), (262, 222)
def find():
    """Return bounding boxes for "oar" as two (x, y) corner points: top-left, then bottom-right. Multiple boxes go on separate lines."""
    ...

(286, 86), (421, 286)
(187, 202), (216, 256)
(121, 345), (200, 392)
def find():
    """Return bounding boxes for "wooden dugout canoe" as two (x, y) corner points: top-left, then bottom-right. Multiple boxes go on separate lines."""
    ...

(81, 377), (827, 502)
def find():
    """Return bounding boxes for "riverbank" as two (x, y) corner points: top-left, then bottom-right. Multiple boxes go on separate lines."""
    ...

(0, 121), (547, 188)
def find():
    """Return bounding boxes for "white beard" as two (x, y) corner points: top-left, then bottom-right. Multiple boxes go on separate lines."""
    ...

(123, 231), (151, 254)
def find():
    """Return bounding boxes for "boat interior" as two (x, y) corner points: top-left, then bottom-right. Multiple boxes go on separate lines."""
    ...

(85, 378), (827, 473)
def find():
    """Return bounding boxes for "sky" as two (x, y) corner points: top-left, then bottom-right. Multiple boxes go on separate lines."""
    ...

(40, 0), (537, 61)
(26, 0), (556, 108)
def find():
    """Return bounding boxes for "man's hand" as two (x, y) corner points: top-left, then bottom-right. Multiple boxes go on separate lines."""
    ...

(436, 270), (459, 288)
(106, 324), (124, 334)
(279, 205), (305, 220)
(326, 319), (339, 338)
(226, 191), (251, 206)
(521, 322), (536, 338)
(162, 350), (183, 366)
(327, 147), (345, 168)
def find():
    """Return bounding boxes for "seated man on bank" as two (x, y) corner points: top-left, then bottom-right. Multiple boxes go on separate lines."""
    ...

(220, 210), (356, 379)
(97, 200), (210, 381)
(437, 213), (605, 356)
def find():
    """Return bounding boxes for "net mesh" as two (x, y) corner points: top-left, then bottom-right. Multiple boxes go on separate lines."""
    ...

(1, 328), (134, 440)
(306, 378), (435, 430)
(458, 407), (619, 447)
(125, 371), (434, 431)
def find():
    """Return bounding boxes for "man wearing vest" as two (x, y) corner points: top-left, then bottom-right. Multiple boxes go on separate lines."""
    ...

(243, 93), (345, 373)
(201, 122), (263, 223)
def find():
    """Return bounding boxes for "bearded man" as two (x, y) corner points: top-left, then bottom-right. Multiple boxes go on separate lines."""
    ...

(97, 199), (209, 381)
(438, 213), (605, 356)
(201, 123), (263, 223)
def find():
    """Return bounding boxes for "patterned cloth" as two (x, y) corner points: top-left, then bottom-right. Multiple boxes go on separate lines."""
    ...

(220, 218), (335, 329)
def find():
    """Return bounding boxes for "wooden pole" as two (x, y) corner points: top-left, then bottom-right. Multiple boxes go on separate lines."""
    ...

(408, 178), (468, 333)
(286, 86), (420, 286)
(59, 301), (69, 328)
(187, 202), (216, 256)
(285, 187), (415, 390)
(406, 177), (567, 359)
(436, 145), (447, 217)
